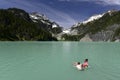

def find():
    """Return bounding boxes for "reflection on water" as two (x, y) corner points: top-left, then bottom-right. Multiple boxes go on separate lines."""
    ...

(0, 42), (120, 80)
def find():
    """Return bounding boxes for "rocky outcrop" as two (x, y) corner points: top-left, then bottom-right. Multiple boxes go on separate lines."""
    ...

(80, 34), (93, 42)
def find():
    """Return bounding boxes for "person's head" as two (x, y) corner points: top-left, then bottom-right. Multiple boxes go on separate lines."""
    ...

(77, 62), (80, 64)
(85, 59), (88, 62)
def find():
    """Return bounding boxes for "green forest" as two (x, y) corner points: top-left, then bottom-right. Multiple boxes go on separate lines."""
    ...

(0, 8), (57, 41)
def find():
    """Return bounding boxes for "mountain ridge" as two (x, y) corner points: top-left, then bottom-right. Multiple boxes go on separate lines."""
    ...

(0, 8), (120, 41)
(61, 9), (120, 41)
(0, 8), (59, 41)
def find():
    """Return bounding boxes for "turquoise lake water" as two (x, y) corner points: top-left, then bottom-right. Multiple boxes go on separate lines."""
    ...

(0, 42), (120, 80)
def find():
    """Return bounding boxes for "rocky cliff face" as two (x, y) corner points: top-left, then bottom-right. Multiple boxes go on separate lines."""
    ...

(88, 24), (120, 41)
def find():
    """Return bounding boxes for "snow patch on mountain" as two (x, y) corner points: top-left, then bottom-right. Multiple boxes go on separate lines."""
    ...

(30, 12), (60, 28)
(63, 29), (71, 34)
(52, 24), (58, 28)
(30, 15), (38, 19)
(82, 14), (104, 24)
(29, 12), (48, 20)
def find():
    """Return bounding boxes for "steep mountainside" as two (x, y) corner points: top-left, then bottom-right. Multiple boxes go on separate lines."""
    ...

(62, 10), (120, 41)
(0, 8), (62, 41)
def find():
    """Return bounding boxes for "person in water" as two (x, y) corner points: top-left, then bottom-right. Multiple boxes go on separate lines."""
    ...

(73, 59), (88, 70)
(74, 62), (83, 70)
(82, 59), (88, 68)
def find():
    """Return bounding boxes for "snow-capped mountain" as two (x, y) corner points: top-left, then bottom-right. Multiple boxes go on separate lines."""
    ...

(71, 13), (105, 29)
(30, 12), (62, 34)
(30, 12), (60, 28)
(72, 10), (117, 28)
(1, 7), (120, 41)
(61, 13), (105, 38)
(60, 10), (120, 41)
(71, 10), (119, 29)
(66, 13), (105, 35)
(29, 12), (51, 25)
(29, 10), (120, 42)
(82, 10), (117, 25)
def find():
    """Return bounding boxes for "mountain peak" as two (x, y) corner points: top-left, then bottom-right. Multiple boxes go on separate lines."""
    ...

(106, 9), (118, 16)
(107, 9), (118, 13)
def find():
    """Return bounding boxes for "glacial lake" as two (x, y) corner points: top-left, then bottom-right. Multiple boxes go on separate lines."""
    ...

(0, 42), (120, 80)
